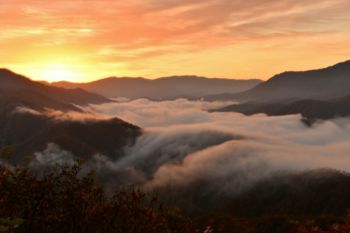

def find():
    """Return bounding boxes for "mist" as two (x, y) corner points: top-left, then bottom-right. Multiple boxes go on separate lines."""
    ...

(26, 98), (350, 195)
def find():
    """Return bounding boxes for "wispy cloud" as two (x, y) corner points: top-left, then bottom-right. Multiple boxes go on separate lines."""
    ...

(1, 0), (350, 80)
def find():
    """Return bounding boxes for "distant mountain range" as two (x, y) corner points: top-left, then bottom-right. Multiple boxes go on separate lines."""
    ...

(0, 69), (140, 162)
(52, 75), (261, 100)
(211, 60), (350, 122)
(215, 95), (350, 125)
(207, 60), (350, 102)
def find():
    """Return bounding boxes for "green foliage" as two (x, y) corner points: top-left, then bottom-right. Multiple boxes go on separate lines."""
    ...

(0, 165), (195, 233)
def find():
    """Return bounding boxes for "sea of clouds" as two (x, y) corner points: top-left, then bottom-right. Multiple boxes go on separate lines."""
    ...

(26, 98), (350, 195)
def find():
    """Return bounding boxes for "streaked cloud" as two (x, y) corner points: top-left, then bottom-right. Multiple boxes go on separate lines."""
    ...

(1, 0), (350, 81)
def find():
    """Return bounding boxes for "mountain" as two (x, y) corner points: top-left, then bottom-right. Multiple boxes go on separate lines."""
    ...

(0, 69), (140, 162)
(214, 95), (350, 124)
(0, 68), (111, 111)
(206, 60), (350, 102)
(0, 110), (141, 163)
(0, 89), (82, 113)
(52, 75), (262, 100)
(155, 168), (350, 231)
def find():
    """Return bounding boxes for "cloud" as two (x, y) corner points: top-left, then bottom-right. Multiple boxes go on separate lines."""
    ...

(2, 0), (350, 80)
(30, 143), (77, 167)
(14, 106), (42, 116)
(91, 99), (350, 194)
(119, 125), (241, 175)
(88, 98), (236, 127)
(27, 99), (350, 196)
(2, 0), (349, 46)
(14, 105), (111, 122)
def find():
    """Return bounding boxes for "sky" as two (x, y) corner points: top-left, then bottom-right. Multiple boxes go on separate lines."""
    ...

(1, 0), (350, 82)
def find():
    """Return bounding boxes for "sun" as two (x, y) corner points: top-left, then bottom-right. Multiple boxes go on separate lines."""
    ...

(8, 61), (98, 83)
(40, 64), (77, 83)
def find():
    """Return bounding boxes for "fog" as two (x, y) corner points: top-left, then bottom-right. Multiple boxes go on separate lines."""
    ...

(28, 98), (350, 195)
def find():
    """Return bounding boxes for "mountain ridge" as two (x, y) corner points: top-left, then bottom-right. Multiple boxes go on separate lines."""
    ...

(214, 95), (350, 125)
(51, 75), (262, 100)
(0, 68), (112, 111)
(206, 60), (350, 102)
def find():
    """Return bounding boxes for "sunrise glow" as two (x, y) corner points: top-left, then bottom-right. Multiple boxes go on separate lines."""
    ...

(38, 64), (76, 83)
(1, 1), (350, 82)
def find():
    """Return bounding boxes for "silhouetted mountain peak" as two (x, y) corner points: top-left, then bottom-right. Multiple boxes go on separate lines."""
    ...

(0, 68), (34, 81)
(0, 68), (18, 75)
(208, 59), (350, 102)
(0, 68), (36, 89)
(267, 59), (350, 83)
(325, 59), (350, 70)
(0, 68), (111, 111)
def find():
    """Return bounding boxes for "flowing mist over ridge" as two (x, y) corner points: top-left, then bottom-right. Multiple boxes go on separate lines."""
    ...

(0, 69), (140, 162)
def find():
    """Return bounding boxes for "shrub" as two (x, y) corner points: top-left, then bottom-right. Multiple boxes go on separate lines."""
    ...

(0, 164), (196, 233)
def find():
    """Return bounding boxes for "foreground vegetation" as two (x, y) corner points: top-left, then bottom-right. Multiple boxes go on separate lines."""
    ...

(1, 163), (350, 233)
(0, 164), (195, 233)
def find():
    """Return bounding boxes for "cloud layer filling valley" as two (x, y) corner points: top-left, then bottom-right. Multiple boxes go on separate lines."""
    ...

(29, 99), (350, 195)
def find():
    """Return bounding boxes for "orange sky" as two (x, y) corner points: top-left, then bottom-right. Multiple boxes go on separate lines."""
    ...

(1, 0), (350, 82)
